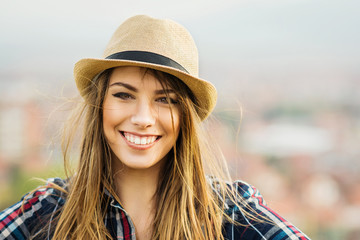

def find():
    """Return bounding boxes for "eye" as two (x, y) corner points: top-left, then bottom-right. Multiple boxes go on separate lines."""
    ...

(156, 97), (178, 104)
(112, 92), (134, 100)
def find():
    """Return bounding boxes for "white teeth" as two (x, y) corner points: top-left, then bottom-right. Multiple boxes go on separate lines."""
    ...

(123, 132), (157, 145)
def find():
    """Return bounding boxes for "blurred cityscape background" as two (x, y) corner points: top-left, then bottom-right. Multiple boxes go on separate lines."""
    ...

(1, 0), (359, 239)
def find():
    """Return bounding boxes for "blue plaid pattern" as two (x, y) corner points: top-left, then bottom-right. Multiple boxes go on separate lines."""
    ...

(0, 178), (310, 239)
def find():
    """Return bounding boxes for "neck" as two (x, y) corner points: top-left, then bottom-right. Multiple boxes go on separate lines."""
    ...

(112, 159), (164, 239)
(114, 167), (160, 203)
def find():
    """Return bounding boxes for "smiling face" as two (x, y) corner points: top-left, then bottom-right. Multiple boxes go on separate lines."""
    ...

(103, 66), (181, 171)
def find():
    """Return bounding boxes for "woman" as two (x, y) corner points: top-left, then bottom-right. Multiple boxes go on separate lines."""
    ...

(0, 15), (310, 239)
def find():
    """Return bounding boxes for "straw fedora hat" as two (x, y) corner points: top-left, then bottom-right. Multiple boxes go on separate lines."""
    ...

(74, 15), (217, 120)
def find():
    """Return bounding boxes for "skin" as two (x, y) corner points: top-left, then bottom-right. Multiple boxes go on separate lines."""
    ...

(102, 66), (181, 239)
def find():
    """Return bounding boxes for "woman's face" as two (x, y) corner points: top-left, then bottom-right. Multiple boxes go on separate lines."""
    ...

(103, 66), (180, 170)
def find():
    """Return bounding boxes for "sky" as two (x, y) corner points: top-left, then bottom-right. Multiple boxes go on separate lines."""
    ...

(0, 0), (359, 104)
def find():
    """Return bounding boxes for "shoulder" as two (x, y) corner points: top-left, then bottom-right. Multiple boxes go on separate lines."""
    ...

(0, 177), (67, 240)
(207, 177), (263, 208)
(208, 177), (310, 239)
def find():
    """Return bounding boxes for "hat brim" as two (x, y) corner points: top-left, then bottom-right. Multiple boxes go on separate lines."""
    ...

(74, 58), (217, 120)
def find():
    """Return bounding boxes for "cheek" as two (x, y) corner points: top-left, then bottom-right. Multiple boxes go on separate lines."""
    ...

(103, 97), (125, 125)
(103, 108), (126, 137)
(103, 108), (115, 125)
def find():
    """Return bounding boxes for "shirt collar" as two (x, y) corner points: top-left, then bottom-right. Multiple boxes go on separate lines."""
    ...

(103, 187), (125, 210)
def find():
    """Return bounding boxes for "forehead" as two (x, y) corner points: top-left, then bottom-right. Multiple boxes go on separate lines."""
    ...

(109, 66), (171, 89)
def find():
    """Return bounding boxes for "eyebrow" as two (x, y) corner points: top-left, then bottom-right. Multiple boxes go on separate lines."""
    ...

(109, 82), (137, 92)
(109, 82), (175, 95)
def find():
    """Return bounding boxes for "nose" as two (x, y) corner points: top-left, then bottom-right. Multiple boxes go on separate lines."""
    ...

(130, 99), (156, 128)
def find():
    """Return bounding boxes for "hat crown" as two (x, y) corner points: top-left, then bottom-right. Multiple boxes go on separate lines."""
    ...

(103, 15), (199, 77)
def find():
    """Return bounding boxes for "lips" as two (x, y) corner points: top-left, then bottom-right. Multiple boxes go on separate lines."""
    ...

(120, 131), (161, 146)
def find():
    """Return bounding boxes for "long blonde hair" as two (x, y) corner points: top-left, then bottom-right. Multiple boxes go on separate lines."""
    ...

(41, 68), (251, 239)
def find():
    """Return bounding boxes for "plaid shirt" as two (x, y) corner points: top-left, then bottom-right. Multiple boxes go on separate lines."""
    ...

(0, 178), (310, 239)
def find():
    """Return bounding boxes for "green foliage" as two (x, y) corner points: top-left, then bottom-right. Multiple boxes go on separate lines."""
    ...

(0, 164), (66, 210)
